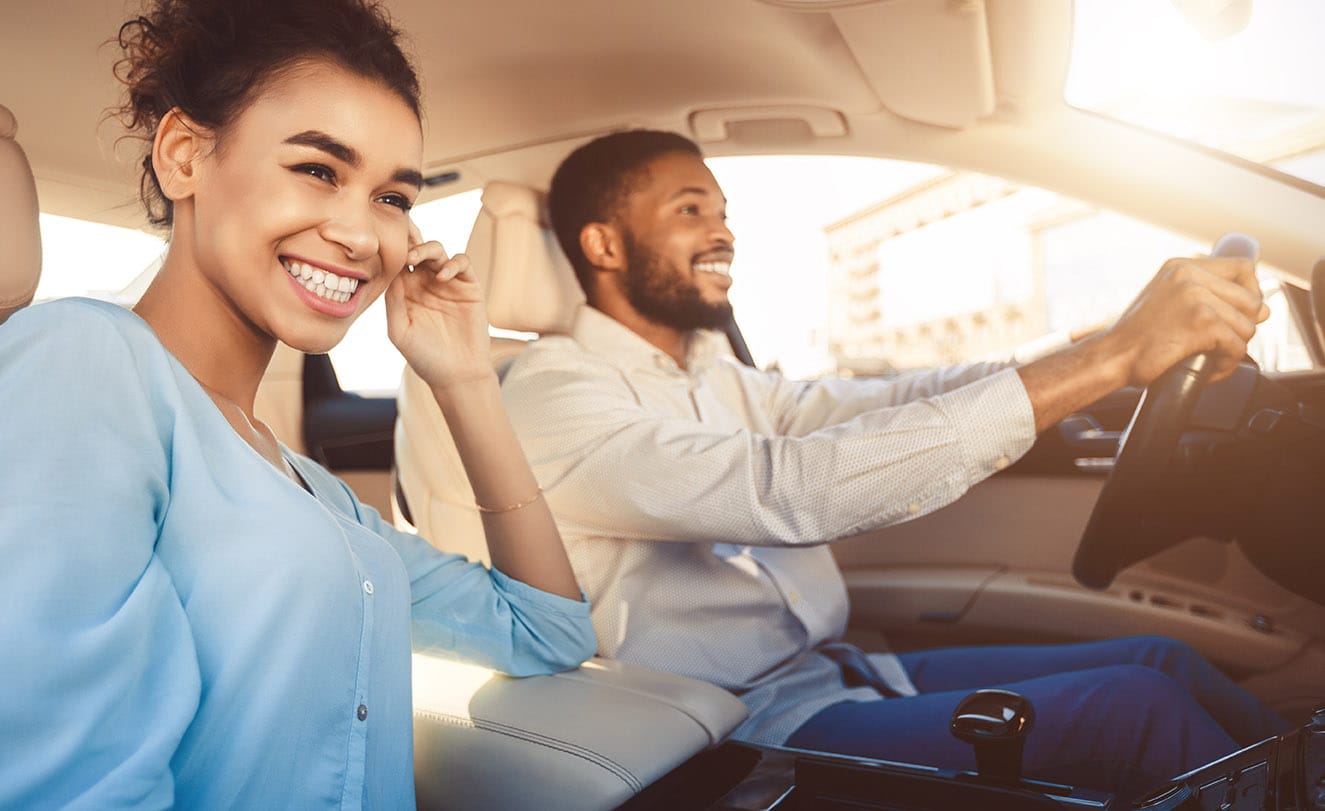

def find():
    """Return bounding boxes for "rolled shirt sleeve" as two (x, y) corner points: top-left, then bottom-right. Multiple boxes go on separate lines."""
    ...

(302, 465), (597, 676)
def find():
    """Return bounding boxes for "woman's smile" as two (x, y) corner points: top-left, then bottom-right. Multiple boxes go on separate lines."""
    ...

(281, 254), (366, 317)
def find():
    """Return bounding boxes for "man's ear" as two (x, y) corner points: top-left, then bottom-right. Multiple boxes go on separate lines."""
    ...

(151, 108), (209, 204)
(580, 222), (626, 273)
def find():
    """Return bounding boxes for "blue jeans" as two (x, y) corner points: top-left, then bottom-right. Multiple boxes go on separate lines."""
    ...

(785, 636), (1292, 801)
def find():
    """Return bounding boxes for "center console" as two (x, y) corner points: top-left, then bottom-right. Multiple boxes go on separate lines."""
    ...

(624, 692), (1325, 811)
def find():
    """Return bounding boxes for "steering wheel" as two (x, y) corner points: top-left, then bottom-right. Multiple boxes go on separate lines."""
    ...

(1072, 234), (1259, 590)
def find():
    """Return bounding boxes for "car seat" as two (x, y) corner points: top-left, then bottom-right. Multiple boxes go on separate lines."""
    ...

(397, 181), (747, 810)
(0, 104), (40, 325)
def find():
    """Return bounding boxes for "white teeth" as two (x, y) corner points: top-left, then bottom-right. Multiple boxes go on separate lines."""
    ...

(283, 258), (360, 304)
(694, 261), (731, 276)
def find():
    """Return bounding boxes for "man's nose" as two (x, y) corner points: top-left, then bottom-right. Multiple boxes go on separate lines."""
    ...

(711, 217), (735, 245)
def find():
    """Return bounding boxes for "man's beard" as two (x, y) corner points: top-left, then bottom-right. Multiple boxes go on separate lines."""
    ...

(622, 231), (733, 331)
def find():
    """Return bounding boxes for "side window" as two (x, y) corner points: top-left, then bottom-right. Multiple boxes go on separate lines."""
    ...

(820, 171), (1312, 375)
(707, 156), (1313, 380)
(327, 189), (483, 394)
(35, 213), (165, 304)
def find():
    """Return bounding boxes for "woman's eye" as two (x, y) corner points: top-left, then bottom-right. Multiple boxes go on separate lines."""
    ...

(294, 164), (336, 184)
(377, 193), (413, 213)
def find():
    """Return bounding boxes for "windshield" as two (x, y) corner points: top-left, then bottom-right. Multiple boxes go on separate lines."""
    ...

(1067, 0), (1325, 188)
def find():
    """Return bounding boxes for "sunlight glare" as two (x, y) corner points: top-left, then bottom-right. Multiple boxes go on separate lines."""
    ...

(411, 652), (498, 724)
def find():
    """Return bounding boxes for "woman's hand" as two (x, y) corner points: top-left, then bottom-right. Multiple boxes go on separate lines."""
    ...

(385, 223), (494, 390)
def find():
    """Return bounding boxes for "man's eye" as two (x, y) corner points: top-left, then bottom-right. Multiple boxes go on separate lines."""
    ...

(679, 205), (699, 215)
(377, 193), (413, 213)
(294, 164), (336, 184)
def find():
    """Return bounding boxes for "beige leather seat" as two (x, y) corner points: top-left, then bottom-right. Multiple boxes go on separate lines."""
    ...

(397, 182), (747, 810)
(1, 104), (41, 324)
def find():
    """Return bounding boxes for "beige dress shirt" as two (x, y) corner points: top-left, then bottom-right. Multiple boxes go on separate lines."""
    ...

(501, 305), (1038, 744)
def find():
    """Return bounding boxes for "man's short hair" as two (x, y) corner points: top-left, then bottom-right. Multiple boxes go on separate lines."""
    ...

(548, 129), (703, 292)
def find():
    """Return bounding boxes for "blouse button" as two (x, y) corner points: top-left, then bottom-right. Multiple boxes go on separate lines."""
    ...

(362, 580), (374, 595)
(356, 704), (368, 721)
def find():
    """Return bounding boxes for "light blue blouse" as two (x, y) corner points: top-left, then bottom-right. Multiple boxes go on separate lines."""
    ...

(0, 298), (596, 809)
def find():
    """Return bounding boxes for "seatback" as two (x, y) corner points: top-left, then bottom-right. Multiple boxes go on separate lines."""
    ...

(393, 181), (585, 561)
(1, 104), (41, 325)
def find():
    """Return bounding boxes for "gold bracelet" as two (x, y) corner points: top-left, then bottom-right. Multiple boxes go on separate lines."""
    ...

(475, 486), (543, 514)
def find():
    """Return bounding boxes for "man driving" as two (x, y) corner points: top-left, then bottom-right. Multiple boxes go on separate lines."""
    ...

(499, 129), (1291, 800)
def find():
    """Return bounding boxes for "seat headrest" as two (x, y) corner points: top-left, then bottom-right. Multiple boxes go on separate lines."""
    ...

(1, 104), (41, 324)
(464, 181), (585, 335)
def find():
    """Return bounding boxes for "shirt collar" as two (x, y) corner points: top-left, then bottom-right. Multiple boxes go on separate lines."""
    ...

(569, 305), (730, 374)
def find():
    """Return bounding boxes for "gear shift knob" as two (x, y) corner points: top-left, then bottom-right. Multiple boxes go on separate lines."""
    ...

(950, 689), (1036, 784)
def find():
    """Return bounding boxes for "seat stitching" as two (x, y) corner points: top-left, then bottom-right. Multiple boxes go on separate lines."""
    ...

(414, 710), (643, 792)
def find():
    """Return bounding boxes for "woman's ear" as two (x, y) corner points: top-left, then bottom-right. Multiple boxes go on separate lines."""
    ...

(152, 108), (208, 204)
(580, 222), (626, 273)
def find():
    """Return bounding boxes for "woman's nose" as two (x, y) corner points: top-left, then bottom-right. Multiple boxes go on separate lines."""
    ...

(320, 205), (379, 261)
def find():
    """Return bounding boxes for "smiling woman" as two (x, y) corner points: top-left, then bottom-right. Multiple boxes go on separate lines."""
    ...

(0, 0), (594, 808)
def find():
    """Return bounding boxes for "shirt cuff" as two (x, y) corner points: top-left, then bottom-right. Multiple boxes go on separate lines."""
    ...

(489, 567), (591, 615)
(939, 367), (1038, 483)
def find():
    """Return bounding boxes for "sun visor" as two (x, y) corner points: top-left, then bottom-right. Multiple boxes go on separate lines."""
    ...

(821, 0), (1070, 129)
(831, 0), (996, 129)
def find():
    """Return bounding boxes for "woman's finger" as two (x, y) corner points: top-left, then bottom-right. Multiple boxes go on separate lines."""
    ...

(436, 255), (471, 283)
(408, 239), (450, 271)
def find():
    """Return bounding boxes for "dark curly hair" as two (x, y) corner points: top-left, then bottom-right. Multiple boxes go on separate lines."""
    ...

(547, 129), (703, 292)
(112, 0), (421, 228)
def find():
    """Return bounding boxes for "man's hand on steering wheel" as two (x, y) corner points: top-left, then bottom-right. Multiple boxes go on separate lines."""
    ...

(1102, 251), (1268, 389)
(1015, 245), (1268, 435)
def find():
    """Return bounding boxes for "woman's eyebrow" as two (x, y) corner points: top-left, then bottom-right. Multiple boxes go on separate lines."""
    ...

(284, 129), (422, 189)
(285, 130), (359, 165)
(393, 168), (423, 190)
